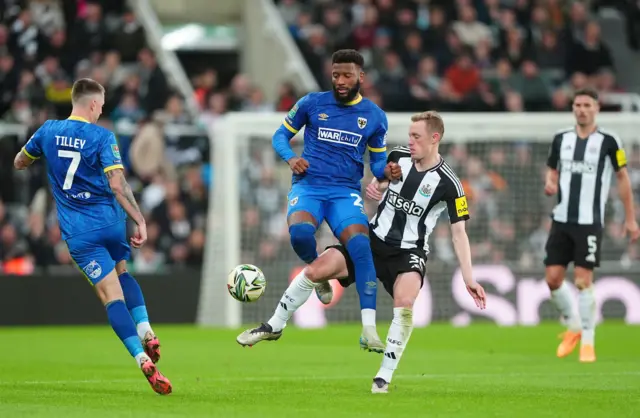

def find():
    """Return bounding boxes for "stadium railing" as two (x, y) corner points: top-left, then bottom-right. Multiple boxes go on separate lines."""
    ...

(242, 0), (320, 102)
(129, 0), (201, 119)
(199, 112), (640, 328)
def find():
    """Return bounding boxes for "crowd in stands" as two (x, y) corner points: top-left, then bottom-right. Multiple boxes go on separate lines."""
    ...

(0, 0), (208, 273)
(279, 0), (637, 112)
(1, 0), (640, 275)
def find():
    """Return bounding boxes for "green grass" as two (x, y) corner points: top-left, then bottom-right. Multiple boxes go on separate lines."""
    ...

(0, 323), (638, 417)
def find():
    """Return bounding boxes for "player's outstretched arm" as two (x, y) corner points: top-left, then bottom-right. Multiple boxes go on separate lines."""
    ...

(273, 95), (312, 174)
(365, 178), (388, 201)
(450, 221), (486, 309)
(106, 168), (147, 247)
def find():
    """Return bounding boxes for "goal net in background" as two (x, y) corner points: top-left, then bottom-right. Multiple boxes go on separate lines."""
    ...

(197, 113), (640, 328)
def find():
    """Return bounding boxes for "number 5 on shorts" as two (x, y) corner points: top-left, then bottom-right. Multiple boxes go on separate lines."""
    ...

(585, 235), (597, 263)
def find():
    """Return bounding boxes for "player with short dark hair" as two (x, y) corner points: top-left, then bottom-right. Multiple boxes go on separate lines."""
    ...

(238, 111), (485, 392)
(544, 88), (639, 363)
(240, 49), (402, 352)
(14, 78), (172, 395)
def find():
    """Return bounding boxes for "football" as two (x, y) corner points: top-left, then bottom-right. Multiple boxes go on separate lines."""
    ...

(227, 264), (267, 302)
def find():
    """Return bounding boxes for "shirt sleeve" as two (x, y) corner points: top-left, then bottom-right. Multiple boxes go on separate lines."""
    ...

(604, 133), (627, 171)
(546, 133), (562, 169)
(100, 132), (124, 173)
(282, 94), (312, 134)
(444, 171), (470, 224)
(22, 123), (47, 160)
(367, 111), (388, 154)
(387, 146), (410, 164)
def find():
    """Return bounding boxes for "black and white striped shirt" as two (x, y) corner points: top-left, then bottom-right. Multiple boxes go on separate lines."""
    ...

(370, 147), (469, 253)
(547, 127), (627, 226)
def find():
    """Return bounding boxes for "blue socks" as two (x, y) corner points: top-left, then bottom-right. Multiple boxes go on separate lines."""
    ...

(289, 223), (318, 264)
(105, 300), (144, 358)
(345, 234), (377, 311)
(119, 271), (153, 339)
(119, 272), (148, 323)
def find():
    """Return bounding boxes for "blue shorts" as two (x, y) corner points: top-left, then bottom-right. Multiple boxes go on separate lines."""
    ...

(287, 184), (369, 237)
(66, 222), (131, 285)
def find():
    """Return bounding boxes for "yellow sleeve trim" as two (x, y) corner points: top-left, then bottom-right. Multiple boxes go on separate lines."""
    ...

(104, 164), (124, 173)
(368, 146), (387, 153)
(283, 120), (299, 134)
(22, 147), (39, 160)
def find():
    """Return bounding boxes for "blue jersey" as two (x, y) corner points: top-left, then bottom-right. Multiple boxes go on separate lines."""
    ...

(23, 116), (125, 240)
(282, 91), (388, 190)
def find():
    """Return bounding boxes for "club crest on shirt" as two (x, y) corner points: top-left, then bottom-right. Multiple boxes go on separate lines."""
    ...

(83, 260), (102, 280)
(357, 117), (367, 129)
(419, 184), (432, 198)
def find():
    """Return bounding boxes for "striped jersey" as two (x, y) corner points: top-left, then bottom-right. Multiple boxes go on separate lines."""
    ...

(547, 127), (627, 226)
(370, 147), (470, 253)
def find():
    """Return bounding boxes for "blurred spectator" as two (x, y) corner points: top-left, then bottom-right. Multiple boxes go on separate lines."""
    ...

(275, 82), (298, 112)
(453, 5), (492, 48)
(567, 21), (614, 76)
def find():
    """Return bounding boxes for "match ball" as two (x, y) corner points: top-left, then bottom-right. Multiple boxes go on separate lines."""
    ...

(227, 264), (266, 302)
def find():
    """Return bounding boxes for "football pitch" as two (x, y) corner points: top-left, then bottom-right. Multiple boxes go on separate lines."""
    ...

(0, 323), (638, 418)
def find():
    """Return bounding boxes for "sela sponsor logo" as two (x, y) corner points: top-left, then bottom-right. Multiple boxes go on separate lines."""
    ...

(317, 127), (362, 147)
(561, 160), (596, 174)
(387, 189), (425, 216)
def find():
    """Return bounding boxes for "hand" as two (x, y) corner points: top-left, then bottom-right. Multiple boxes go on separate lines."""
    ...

(287, 157), (309, 175)
(544, 180), (557, 196)
(624, 219), (640, 243)
(131, 222), (147, 248)
(366, 181), (384, 201)
(466, 282), (486, 310)
(384, 162), (402, 181)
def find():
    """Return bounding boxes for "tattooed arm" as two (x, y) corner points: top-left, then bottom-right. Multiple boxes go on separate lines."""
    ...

(105, 168), (145, 226)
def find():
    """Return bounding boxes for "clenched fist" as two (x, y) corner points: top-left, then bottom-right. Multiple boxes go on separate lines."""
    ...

(287, 157), (309, 175)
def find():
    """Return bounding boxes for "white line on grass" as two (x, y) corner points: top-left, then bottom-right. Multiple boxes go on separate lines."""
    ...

(2, 371), (639, 386)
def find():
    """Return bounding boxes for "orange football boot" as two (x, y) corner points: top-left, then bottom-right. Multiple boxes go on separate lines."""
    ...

(557, 330), (581, 358)
(579, 345), (596, 363)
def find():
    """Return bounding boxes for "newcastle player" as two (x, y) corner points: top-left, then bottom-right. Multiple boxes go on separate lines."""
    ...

(237, 111), (486, 393)
(544, 88), (639, 363)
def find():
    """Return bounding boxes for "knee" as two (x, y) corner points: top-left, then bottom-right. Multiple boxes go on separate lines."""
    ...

(546, 269), (565, 290)
(289, 223), (316, 245)
(304, 264), (323, 283)
(574, 275), (593, 290)
(394, 297), (415, 310)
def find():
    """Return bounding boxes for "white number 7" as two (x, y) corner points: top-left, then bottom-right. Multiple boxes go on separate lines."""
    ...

(58, 150), (81, 190)
(350, 193), (363, 208)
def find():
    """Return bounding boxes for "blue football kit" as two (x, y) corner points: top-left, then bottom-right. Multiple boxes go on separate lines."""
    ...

(273, 91), (388, 236)
(23, 116), (128, 285)
(272, 91), (389, 314)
